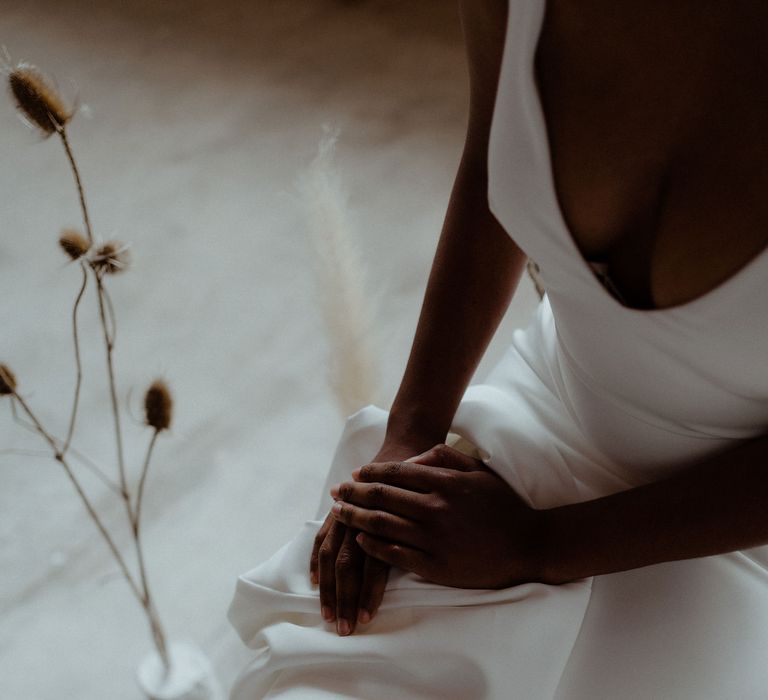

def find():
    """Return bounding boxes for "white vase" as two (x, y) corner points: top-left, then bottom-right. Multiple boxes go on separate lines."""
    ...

(137, 641), (224, 700)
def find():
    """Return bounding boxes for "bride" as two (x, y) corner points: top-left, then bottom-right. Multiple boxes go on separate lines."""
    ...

(229, 0), (768, 697)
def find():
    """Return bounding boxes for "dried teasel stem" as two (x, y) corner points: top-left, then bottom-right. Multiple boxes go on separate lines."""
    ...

(61, 262), (88, 457)
(133, 427), (170, 669)
(94, 278), (129, 497)
(8, 63), (171, 673)
(8, 389), (144, 605)
(52, 104), (161, 666)
(58, 129), (94, 244)
(5, 370), (170, 671)
(131, 381), (174, 670)
(6, 391), (121, 495)
(53, 120), (131, 507)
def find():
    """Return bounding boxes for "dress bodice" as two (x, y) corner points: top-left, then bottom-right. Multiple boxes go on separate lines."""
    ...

(487, 0), (768, 475)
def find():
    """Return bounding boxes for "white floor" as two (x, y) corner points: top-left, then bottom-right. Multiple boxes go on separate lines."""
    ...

(0, 1), (537, 697)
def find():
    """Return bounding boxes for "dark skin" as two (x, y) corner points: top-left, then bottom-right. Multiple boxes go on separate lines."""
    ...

(311, 0), (768, 634)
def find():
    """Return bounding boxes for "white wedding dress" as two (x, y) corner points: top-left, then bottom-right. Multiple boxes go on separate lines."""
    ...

(227, 0), (768, 697)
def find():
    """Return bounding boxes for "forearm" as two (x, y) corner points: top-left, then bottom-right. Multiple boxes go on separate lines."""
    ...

(386, 154), (527, 449)
(543, 433), (768, 583)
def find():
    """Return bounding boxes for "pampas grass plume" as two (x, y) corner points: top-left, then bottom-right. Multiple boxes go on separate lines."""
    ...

(144, 380), (172, 431)
(296, 126), (380, 416)
(8, 63), (73, 136)
(0, 364), (17, 395)
(59, 228), (90, 260)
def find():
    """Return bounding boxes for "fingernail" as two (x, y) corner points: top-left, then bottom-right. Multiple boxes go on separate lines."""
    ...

(331, 502), (342, 516)
(330, 485), (339, 499)
(310, 572), (318, 585)
(351, 468), (361, 480)
(337, 618), (351, 636)
(322, 606), (334, 622)
(358, 609), (371, 624)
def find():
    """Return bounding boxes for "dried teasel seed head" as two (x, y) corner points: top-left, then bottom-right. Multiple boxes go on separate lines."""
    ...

(0, 364), (17, 396)
(8, 63), (73, 137)
(91, 241), (130, 274)
(59, 229), (90, 260)
(144, 380), (173, 431)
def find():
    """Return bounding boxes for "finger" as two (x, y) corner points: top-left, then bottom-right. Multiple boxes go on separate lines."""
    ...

(332, 500), (424, 548)
(409, 443), (483, 472)
(331, 481), (428, 520)
(352, 460), (457, 491)
(356, 532), (429, 576)
(335, 528), (365, 636)
(310, 514), (333, 585)
(318, 520), (346, 623)
(358, 555), (389, 624)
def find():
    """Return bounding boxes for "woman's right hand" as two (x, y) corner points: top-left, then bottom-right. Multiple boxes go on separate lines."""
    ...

(309, 439), (429, 636)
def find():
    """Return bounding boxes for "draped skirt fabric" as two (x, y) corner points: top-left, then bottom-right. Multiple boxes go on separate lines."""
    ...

(228, 301), (768, 699)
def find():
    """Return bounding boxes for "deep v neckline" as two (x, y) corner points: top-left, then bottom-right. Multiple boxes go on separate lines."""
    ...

(524, 0), (768, 315)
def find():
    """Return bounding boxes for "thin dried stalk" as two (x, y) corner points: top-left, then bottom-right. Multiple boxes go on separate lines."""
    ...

(57, 125), (130, 508)
(62, 262), (88, 456)
(9, 391), (144, 604)
(101, 282), (118, 346)
(95, 275), (130, 503)
(7, 398), (122, 494)
(59, 129), (93, 243)
(53, 122), (169, 673)
(133, 429), (169, 668)
(12, 390), (167, 670)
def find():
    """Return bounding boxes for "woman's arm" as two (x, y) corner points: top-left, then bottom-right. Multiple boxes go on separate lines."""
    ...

(312, 0), (528, 635)
(543, 432), (768, 583)
(385, 0), (525, 451)
(384, 151), (526, 451)
(329, 435), (768, 589)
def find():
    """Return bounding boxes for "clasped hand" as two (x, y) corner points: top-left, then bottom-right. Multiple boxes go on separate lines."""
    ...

(311, 443), (547, 636)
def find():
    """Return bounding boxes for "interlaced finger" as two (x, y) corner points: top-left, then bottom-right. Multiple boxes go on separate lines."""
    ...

(332, 500), (424, 549)
(356, 532), (429, 576)
(358, 555), (389, 624)
(335, 527), (365, 636)
(317, 519), (347, 623)
(333, 480), (428, 520)
(310, 513), (333, 585)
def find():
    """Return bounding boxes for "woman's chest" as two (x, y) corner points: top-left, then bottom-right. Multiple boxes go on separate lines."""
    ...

(530, 0), (768, 310)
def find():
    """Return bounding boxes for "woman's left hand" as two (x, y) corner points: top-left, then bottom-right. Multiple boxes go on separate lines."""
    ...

(329, 444), (549, 589)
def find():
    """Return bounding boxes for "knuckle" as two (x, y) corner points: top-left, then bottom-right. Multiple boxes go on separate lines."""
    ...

(338, 482), (353, 500)
(428, 496), (447, 514)
(383, 462), (402, 479)
(368, 511), (387, 535)
(433, 443), (451, 459)
(441, 469), (459, 487)
(368, 483), (386, 504)
(335, 552), (355, 575)
(318, 544), (335, 566)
